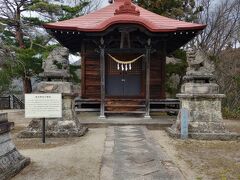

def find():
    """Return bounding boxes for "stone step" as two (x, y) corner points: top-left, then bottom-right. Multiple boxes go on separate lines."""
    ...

(75, 108), (100, 112)
(105, 104), (145, 107)
(105, 111), (146, 114)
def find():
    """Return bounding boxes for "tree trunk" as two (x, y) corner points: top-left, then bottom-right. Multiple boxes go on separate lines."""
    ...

(16, 7), (31, 94)
(16, 26), (25, 48)
(15, 8), (25, 48)
(23, 77), (32, 93)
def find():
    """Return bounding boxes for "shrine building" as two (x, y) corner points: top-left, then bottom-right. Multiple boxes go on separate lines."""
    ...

(43, 0), (206, 119)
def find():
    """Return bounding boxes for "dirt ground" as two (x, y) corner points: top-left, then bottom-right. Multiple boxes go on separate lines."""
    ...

(150, 119), (240, 180)
(2, 110), (240, 180)
(12, 127), (106, 180)
(3, 110), (106, 180)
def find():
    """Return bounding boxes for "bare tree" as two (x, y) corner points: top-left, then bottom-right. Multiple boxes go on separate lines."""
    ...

(83, 0), (102, 14)
(216, 48), (240, 110)
(195, 0), (240, 56)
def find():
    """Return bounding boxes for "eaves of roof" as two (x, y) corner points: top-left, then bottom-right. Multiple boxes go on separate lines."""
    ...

(43, 1), (206, 33)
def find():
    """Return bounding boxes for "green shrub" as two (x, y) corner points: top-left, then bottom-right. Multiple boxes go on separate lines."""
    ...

(222, 107), (240, 120)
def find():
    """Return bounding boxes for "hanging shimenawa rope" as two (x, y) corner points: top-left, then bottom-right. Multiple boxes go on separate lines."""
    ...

(107, 54), (144, 71)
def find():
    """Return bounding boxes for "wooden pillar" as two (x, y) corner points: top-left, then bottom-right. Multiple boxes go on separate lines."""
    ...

(144, 38), (151, 119)
(80, 43), (85, 98)
(99, 37), (106, 119)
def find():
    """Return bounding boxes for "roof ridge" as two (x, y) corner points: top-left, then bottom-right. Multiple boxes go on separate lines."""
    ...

(114, 0), (140, 16)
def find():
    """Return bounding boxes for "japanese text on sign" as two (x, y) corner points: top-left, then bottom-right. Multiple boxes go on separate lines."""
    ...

(25, 94), (62, 118)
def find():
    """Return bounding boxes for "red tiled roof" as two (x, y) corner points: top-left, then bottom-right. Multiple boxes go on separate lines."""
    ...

(43, 0), (206, 32)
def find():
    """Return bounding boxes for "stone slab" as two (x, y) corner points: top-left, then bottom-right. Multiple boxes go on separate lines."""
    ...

(37, 81), (73, 94)
(100, 126), (184, 180)
(78, 115), (174, 129)
(181, 83), (219, 94)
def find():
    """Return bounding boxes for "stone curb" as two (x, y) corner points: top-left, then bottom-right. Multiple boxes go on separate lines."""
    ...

(100, 127), (114, 180)
(18, 127), (88, 138)
(166, 127), (240, 141)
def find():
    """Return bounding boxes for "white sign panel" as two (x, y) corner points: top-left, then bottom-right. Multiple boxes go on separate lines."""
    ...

(25, 94), (62, 118)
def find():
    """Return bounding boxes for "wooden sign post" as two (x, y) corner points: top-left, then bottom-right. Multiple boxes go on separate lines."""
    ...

(25, 94), (62, 143)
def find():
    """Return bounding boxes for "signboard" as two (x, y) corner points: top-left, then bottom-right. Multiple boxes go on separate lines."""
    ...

(180, 108), (189, 139)
(25, 94), (62, 118)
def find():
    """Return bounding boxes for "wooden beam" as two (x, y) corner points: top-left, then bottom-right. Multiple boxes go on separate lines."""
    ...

(99, 37), (106, 119)
(144, 38), (151, 119)
(106, 48), (145, 54)
(83, 24), (170, 37)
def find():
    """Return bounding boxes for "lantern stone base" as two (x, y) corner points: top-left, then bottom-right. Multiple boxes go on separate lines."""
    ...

(177, 93), (226, 133)
(167, 50), (240, 140)
(19, 119), (88, 138)
(167, 92), (240, 140)
(19, 81), (88, 138)
(0, 114), (30, 180)
(166, 127), (240, 140)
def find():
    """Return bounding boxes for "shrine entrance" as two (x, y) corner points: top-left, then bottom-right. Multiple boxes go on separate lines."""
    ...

(43, 0), (206, 118)
(106, 53), (144, 97)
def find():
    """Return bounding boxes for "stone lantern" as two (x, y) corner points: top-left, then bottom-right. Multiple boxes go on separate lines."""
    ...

(168, 49), (239, 140)
(20, 47), (87, 138)
(0, 113), (30, 179)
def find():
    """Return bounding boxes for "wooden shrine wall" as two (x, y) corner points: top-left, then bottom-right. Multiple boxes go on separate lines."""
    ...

(150, 52), (166, 99)
(81, 51), (166, 99)
(81, 52), (101, 99)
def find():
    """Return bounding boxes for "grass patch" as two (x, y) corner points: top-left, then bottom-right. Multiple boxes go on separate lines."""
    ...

(175, 140), (240, 179)
(223, 107), (240, 120)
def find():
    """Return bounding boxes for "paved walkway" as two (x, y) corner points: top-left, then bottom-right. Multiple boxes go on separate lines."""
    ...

(100, 126), (184, 180)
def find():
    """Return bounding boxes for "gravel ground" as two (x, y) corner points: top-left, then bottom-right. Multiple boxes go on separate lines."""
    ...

(2, 110), (240, 180)
(3, 110), (106, 180)
(12, 128), (106, 180)
(150, 120), (240, 180)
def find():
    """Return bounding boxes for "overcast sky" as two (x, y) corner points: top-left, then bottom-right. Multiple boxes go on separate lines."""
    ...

(101, 0), (110, 7)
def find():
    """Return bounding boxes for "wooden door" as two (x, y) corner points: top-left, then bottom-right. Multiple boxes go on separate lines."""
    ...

(106, 54), (143, 97)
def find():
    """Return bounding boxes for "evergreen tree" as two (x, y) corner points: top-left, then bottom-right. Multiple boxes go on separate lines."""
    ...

(134, 0), (203, 22)
(0, 0), (90, 93)
(0, 44), (12, 95)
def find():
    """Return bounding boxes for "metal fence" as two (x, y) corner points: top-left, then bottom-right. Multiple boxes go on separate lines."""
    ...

(0, 95), (24, 110)
(12, 95), (24, 109)
(0, 96), (11, 110)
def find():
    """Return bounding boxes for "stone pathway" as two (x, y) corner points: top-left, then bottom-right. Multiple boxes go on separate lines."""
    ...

(100, 126), (184, 180)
